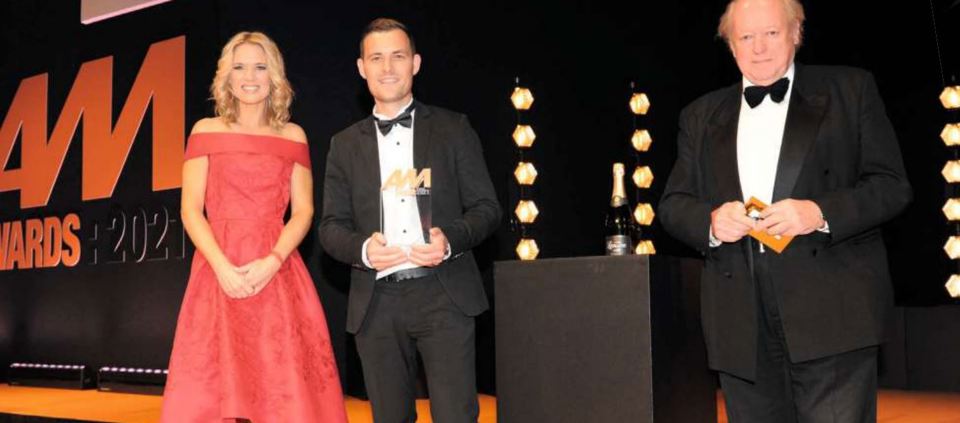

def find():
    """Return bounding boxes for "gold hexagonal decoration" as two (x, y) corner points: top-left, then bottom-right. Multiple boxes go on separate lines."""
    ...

(516, 238), (540, 260)
(514, 162), (538, 185)
(942, 123), (960, 146)
(940, 86), (960, 110)
(515, 200), (539, 224)
(513, 125), (536, 148)
(945, 199), (960, 221)
(947, 274), (960, 298)
(511, 87), (534, 110)
(633, 203), (655, 226)
(945, 236), (960, 259)
(632, 166), (654, 188)
(629, 93), (650, 115)
(631, 129), (652, 152)
(943, 160), (960, 183)
(635, 240), (656, 255)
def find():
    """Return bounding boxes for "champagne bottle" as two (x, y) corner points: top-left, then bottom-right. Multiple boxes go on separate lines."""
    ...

(605, 163), (632, 255)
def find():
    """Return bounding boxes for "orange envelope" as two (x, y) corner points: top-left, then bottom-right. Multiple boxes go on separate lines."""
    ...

(745, 197), (793, 254)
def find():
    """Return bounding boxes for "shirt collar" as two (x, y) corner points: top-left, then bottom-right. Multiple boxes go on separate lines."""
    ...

(372, 98), (416, 121)
(742, 62), (795, 89)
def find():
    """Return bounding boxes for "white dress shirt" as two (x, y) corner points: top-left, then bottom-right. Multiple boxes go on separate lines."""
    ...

(361, 99), (426, 279)
(737, 63), (795, 205)
(708, 63), (827, 248)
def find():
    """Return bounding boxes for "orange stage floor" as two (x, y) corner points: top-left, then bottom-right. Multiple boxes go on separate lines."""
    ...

(716, 389), (960, 423)
(1, 384), (959, 422)
(0, 385), (495, 423)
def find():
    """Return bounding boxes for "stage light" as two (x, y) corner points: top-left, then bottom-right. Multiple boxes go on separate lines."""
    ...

(629, 93), (650, 115)
(515, 200), (539, 224)
(633, 203), (655, 226)
(631, 129), (652, 152)
(635, 240), (656, 255)
(8, 362), (94, 389)
(511, 78), (540, 260)
(514, 162), (538, 185)
(632, 166), (654, 189)
(945, 236), (960, 259)
(626, 83), (656, 256)
(942, 123), (960, 146)
(98, 366), (168, 395)
(947, 275), (960, 298)
(516, 238), (540, 260)
(944, 199), (960, 221)
(513, 125), (536, 148)
(943, 161), (960, 183)
(941, 86), (960, 110)
(511, 87), (534, 110)
(944, 85), (960, 297)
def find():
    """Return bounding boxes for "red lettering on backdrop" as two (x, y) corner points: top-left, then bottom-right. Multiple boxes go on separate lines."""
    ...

(42, 216), (62, 267)
(61, 214), (81, 267)
(6, 221), (24, 269)
(0, 214), (81, 270)
(0, 36), (185, 209)
(24, 218), (42, 269)
(0, 221), (9, 269)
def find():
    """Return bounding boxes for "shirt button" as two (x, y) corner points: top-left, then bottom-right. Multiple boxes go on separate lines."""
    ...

(396, 142), (400, 146)
(403, 229), (407, 233)
(401, 199), (405, 203)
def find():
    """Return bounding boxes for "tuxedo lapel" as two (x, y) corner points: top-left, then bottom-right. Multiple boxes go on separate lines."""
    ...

(708, 86), (745, 204)
(708, 85), (753, 268)
(357, 115), (382, 185)
(413, 101), (433, 171)
(357, 116), (384, 231)
(772, 67), (827, 202)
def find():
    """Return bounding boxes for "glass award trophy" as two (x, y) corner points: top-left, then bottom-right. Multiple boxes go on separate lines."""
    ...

(380, 168), (432, 252)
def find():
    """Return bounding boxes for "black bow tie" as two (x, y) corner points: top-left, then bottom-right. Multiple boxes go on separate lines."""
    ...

(743, 77), (790, 108)
(375, 104), (415, 136)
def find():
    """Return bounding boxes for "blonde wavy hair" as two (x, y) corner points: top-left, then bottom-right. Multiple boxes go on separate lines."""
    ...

(717, 0), (805, 45)
(211, 31), (294, 130)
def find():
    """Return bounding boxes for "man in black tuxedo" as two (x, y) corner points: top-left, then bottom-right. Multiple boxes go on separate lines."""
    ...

(319, 18), (500, 423)
(659, 0), (911, 421)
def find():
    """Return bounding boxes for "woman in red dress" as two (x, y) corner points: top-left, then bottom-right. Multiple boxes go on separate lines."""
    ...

(160, 31), (347, 423)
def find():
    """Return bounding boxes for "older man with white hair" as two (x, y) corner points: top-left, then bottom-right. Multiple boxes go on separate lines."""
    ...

(659, 0), (912, 421)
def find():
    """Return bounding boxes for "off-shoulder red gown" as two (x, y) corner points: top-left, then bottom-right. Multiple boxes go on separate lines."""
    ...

(160, 132), (347, 423)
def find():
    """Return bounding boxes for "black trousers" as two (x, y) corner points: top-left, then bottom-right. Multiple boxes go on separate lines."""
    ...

(719, 241), (878, 423)
(355, 274), (479, 423)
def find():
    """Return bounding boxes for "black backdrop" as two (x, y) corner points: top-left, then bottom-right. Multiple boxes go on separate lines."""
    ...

(1, 0), (958, 396)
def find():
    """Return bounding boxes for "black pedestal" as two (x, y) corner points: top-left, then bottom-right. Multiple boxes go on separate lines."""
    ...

(495, 255), (716, 423)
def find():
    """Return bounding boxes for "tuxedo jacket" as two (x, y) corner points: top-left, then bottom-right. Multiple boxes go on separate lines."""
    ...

(319, 102), (502, 334)
(659, 65), (912, 380)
